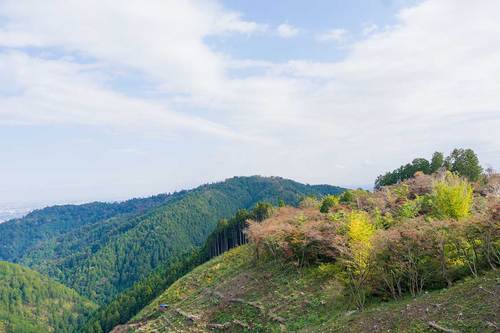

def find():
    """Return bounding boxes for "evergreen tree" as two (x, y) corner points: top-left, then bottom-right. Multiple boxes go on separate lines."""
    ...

(430, 151), (444, 172)
(445, 148), (483, 181)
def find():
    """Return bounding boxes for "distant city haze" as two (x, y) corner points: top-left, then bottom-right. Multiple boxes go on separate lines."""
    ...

(0, 205), (34, 223)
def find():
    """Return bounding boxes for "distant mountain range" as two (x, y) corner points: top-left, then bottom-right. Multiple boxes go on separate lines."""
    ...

(0, 176), (344, 306)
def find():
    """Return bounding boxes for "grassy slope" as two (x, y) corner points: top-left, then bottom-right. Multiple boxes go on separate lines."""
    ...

(119, 245), (499, 333)
(0, 261), (97, 333)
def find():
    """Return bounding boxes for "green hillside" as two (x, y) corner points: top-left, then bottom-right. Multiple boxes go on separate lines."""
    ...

(115, 246), (499, 333)
(0, 193), (173, 262)
(0, 261), (96, 333)
(118, 170), (499, 333)
(13, 176), (344, 303)
(80, 203), (275, 333)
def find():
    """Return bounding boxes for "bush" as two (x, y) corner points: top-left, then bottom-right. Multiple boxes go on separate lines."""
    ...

(392, 184), (410, 200)
(246, 171), (497, 311)
(431, 173), (473, 220)
(299, 196), (321, 209)
(339, 190), (355, 203)
(372, 220), (443, 298)
(373, 209), (394, 229)
(246, 207), (346, 267)
(398, 199), (421, 219)
(320, 195), (339, 213)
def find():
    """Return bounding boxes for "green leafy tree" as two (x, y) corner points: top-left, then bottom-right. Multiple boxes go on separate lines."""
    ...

(430, 151), (444, 173)
(398, 199), (421, 219)
(320, 195), (339, 213)
(445, 148), (483, 181)
(411, 158), (431, 175)
(252, 202), (274, 222)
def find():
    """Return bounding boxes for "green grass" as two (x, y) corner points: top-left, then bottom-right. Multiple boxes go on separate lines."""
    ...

(123, 246), (348, 332)
(313, 271), (499, 333)
(119, 245), (499, 333)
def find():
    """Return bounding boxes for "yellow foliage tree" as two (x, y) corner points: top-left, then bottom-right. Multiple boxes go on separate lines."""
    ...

(346, 211), (376, 309)
(432, 172), (473, 220)
(347, 211), (375, 272)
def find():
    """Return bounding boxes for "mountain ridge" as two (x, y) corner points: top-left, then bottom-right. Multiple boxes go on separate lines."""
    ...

(1, 176), (344, 304)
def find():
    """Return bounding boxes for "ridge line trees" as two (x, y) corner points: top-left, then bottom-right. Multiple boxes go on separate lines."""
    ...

(375, 148), (483, 189)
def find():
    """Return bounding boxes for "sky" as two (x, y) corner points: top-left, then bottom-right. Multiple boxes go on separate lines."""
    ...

(0, 0), (499, 207)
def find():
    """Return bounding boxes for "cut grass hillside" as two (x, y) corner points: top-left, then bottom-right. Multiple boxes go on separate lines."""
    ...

(114, 245), (499, 333)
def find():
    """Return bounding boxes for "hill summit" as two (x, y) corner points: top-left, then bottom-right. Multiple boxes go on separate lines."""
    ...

(116, 171), (499, 332)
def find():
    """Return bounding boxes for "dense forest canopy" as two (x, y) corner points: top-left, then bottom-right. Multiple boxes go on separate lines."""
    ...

(0, 261), (96, 333)
(0, 193), (174, 262)
(1, 176), (343, 306)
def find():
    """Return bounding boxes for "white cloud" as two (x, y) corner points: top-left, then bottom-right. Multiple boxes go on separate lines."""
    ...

(316, 28), (347, 42)
(276, 23), (300, 38)
(362, 23), (378, 35)
(0, 0), (264, 96)
(0, 51), (247, 140)
(0, 0), (499, 196)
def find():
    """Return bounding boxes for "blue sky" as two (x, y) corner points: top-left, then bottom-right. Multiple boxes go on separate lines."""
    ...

(0, 0), (499, 206)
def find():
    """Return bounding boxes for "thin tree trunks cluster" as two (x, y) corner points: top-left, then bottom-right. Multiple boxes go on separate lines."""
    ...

(207, 221), (248, 260)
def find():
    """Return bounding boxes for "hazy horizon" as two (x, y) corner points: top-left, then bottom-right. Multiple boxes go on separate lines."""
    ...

(1, 0), (499, 206)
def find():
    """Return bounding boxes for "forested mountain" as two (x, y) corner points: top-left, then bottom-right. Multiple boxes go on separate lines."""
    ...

(119, 170), (499, 333)
(4, 176), (343, 304)
(0, 261), (96, 333)
(80, 203), (274, 333)
(0, 193), (173, 262)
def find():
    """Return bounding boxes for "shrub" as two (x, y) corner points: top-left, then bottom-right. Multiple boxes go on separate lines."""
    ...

(373, 209), (394, 229)
(372, 220), (442, 298)
(299, 196), (321, 209)
(339, 190), (355, 203)
(398, 199), (421, 219)
(320, 195), (339, 213)
(371, 215), (498, 301)
(246, 207), (346, 266)
(406, 171), (433, 197)
(431, 173), (473, 220)
(392, 184), (410, 200)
